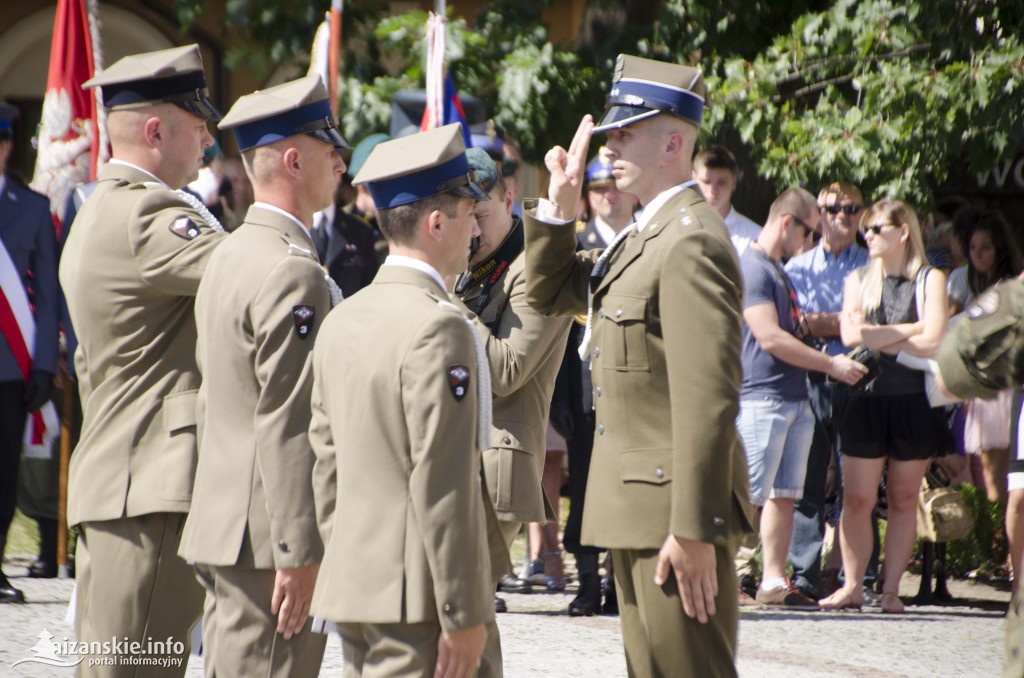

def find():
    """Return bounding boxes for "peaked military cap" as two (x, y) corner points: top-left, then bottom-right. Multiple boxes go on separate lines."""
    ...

(0, 102), (19, 140)
(592, 54), (706, 133)
(83, 44), (220, 121)
(585, 147), (615, 187)
(353, 123), (489, 208)
(469, 120), (504, 157)
(218, 75), (348, 152)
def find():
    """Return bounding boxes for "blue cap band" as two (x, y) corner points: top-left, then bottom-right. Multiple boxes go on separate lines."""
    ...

(231, 99), (336, 151)
(0, 120), (12, 131)
(586, 156), (614, 184)
(606, 78), (704, 124)
(470, 133), (504, 155)
(368, 153), (473, 208)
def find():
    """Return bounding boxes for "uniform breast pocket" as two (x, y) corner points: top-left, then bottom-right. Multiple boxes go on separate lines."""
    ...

(601, 294), (650, 371)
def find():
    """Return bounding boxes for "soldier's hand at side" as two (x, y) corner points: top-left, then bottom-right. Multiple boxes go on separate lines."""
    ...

(653, 535), (718, 624)
(543, 115), (594, 222)
(827, 354), (869, 386)
(24, 370), (54, 412)
(271, 563), (319, 639)
(435, 623), (486, 678)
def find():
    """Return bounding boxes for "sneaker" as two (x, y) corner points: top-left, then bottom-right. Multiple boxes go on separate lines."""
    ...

(755, 583), (819, 609)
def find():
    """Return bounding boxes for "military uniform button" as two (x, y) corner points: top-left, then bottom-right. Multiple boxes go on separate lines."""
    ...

(712, 517), (725, 527)
(443, 603), (453, 615)
(503, 436), (511, 445)
(598, 309), (605, 319)
(595, 386), (601, 397)
(278, 540), (290, 553)
(597, 424), (604, 435)
(615, 308), (622, 318)
(593, 347), (600, 358)
(654, 467), (664, 479)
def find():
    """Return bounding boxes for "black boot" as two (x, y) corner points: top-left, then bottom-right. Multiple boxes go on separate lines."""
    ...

(568, 572), (601, 616)
(0, 534), (25, 603)
(28, 518), (58, 578)
(602, 577), (619, 615)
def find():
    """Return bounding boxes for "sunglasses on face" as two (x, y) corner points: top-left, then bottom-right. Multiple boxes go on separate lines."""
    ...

(789, 214), (815, 238)
(863, 223), (898, 235)
(823, 203), (863, 216)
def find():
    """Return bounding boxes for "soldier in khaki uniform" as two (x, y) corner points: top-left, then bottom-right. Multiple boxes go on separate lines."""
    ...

(522, 55), (754, 677)
(453, 149), (571, 668)
(177, 75), (346, 678)
(58, 45), (226, 674)
(309, 124), (494, 678)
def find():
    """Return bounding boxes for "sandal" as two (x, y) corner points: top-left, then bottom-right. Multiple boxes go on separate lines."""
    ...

(880, 592), (905, 613)
(818, 589), (862, 611)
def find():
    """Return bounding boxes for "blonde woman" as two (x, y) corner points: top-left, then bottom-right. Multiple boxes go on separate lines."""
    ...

(819, 200), (951, 613)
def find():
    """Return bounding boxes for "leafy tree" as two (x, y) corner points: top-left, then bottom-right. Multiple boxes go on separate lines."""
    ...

(174, 0), (1024, 206)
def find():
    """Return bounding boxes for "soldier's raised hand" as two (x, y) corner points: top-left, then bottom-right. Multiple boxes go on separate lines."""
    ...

(543, 115), (594, 222)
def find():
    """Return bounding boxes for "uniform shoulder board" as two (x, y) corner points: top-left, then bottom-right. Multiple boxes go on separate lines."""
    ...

(288, 243), (316, 259)
(436, 299), (463, 314)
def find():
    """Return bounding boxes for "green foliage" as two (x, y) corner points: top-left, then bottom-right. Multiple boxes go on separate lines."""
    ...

(173, 0), (1024, 203)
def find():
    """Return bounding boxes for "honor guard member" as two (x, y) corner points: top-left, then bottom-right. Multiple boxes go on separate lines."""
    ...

(0, 102), (59, 604)
(309, 124), (496, 678)
(177, 75), (345, 678)
(523, 55), (754, 678)
(453, 149), (571, 621)
(58, 44), (226, 673)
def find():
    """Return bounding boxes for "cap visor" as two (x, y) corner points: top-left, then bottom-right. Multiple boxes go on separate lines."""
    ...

(592, 106), (661, 134)
(180, 97), (222, 122)
(451, 181), (490, 202)
(308, 127), (351, 151)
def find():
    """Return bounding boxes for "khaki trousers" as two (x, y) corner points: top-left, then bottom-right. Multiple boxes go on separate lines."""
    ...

(75, 513), (204, 678)
(611, 543), (739, 678)
(194, 565), (325, 678)
(338, 621), (441, 678)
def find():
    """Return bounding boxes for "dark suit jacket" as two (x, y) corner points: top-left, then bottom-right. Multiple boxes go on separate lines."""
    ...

(320, 201), (379, 298)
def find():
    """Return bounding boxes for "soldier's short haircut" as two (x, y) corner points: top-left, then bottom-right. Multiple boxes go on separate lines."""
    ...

(693, 144), (739, 175)
(377, 190), (464, 246)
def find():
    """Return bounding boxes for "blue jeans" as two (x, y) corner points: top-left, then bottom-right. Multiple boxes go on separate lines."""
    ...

(789, 380), (879, 594)
(737, 397), (815, 506)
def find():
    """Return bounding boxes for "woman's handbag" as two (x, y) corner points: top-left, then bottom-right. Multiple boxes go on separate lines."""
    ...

(895, 267), (962, 408)
(916, 470), (974, 543)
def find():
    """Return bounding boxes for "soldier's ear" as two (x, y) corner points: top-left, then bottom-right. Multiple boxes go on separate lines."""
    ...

(143, 116), (162, 147)
(423, 208), (445, 242)
(282, 146), (302, 178)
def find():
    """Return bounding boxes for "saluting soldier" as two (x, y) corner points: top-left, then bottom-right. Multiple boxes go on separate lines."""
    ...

(523, 55), (754, 677)
(309, 124), (495, 678)
(452, 149), (571, 665)
(58, 44), (226, 674)
(177, 75), (346, 678)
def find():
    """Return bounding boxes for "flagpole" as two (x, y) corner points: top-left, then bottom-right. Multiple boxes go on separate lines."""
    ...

(328, 0), (343, 117)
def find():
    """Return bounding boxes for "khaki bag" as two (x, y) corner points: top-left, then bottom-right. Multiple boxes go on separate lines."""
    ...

(917, 472), (974, 543)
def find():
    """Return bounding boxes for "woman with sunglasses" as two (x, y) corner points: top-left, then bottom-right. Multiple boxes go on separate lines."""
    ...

(820, 199), (951, 612)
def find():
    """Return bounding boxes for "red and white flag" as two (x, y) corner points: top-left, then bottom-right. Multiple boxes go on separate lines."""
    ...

(30, 0), (105, 236)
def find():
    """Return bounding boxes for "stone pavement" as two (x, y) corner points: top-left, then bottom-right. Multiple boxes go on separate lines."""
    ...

(0, 559), (1006, 677)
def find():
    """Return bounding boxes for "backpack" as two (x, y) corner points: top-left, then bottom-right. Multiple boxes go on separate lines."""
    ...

(937, 277), (1024, 399)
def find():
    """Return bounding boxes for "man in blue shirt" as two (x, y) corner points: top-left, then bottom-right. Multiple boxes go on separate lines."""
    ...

(785, 181), (870, 600)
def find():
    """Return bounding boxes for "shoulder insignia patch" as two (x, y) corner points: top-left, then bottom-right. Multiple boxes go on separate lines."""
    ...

(169, 217), (200, 240)
(448, 364), (470, 401)
(293, 304), (315, 339)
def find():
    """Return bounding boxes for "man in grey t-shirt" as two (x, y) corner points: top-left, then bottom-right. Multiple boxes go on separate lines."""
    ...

(737, 188), (865, 608)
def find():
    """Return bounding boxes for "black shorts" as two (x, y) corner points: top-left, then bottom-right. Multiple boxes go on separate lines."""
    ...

(839, 392), (954, 461)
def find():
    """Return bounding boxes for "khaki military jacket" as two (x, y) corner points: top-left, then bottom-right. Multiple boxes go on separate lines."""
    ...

(178, 205), (330, 570)
(524, 186), (754, 550)
(59, 162), (226, 526)
(309, 265), (494, 632)
(454, 250), (571, 523)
